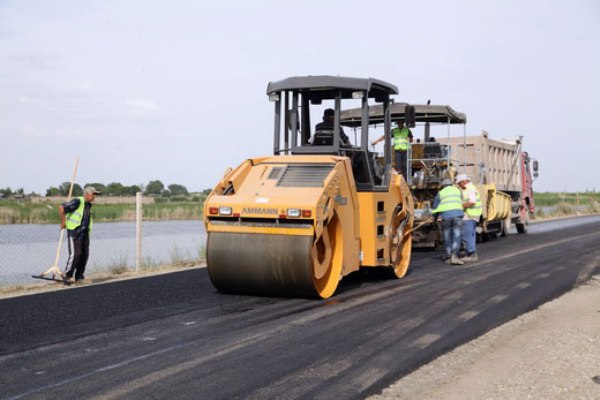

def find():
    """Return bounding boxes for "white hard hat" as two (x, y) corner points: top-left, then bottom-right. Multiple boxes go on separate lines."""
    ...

(455, 173), (470, 183)
(441, 178), (453, 187)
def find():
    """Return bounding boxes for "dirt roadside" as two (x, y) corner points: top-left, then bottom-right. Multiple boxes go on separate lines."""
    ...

(369, 274), (600, 400)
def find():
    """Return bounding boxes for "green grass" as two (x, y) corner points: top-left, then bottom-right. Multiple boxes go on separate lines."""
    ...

(0, 201), (204, 224)
(0, 202), (57, 224)
(104, 253), (130, 274)
(89, 243), (206, 276)
(96, 244), (205, 274)
(533, 192), (600, 219)
(534, 191), (600, 207)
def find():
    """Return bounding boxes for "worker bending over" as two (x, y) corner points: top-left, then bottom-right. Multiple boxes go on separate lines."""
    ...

(432, 179), (464, 265)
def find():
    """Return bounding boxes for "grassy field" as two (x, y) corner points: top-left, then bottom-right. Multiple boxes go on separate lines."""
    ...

(534, 192), (600, 218)
(534, 192), (600, 206)
(0, 201), (203, 224)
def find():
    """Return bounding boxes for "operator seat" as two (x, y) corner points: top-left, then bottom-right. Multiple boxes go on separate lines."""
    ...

(312, 130), (334, 146)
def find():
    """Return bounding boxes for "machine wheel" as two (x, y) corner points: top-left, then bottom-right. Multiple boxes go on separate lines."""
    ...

(389, 204), (413, 278)
(310, 214), (344, 298)
(206, 215), (343, 299)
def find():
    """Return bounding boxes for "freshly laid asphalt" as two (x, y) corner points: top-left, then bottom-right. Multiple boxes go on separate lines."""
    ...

(1, 217), (599, 400)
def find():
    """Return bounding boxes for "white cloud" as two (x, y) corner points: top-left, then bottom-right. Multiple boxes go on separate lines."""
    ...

(73, 83), (93, 93)
(121, 98), (161, 117)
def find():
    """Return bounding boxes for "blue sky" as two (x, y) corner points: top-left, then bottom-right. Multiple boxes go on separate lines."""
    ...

(1, 0), (599, 193)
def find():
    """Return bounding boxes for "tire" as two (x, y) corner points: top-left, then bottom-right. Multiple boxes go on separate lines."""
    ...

(501, 215), (511, 237)
(516, 212), (529, 234)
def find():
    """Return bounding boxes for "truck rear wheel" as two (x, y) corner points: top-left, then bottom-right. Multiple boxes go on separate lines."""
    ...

(501, 215), (511, 237)
(516, 212), (529, 234)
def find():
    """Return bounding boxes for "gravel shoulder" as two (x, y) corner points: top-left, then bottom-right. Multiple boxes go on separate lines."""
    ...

(370, 275), (600, 400)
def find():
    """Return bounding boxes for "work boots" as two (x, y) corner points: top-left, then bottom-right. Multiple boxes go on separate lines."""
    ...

(461, 252), (479, 262)
(443, 254), (464, 265)
(450, 254), (464, 265)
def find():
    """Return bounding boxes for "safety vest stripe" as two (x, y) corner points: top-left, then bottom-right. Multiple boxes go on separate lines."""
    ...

(67, 211), (82, 224)
(463, 183), (482, 218)
(433, 187), (464, 213)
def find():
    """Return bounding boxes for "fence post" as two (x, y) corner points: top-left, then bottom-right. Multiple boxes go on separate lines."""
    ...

(136, 192), (142, 271)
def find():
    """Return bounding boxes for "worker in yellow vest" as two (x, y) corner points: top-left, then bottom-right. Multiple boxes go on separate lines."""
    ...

(456, 173), (482, 262)
(59, 186), (101, 283)
(371, 120), (413, 179)
(431, 178), (465, 265)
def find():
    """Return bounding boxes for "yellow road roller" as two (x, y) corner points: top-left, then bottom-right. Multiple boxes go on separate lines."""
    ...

(204, 76), (414, 298)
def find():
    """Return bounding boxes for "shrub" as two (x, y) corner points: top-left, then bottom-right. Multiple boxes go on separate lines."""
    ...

(535, 208), (546, 219)
(588, 200), (600, 213)
(553, 202), (573, 217)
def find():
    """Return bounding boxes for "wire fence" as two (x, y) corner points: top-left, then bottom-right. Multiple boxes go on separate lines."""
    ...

(0, 196), (206, 287)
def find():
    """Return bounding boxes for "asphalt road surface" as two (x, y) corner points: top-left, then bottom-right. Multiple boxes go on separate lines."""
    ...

(2, 217), (599, 400)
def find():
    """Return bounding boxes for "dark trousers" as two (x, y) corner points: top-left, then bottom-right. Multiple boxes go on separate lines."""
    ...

(394, 150), (408, 179)
(65, 234), (90, 280)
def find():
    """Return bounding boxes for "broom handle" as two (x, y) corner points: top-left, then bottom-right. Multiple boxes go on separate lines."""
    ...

(53, 157), (79, 267)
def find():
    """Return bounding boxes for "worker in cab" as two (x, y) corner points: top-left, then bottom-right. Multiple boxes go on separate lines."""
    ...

(431, 178), (464, 265)
(372, 120), (412, 179)
(313, 108), (350, 145)
(456, 174), (481, 262)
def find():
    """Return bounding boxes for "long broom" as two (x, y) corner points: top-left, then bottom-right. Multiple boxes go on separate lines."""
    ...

(32, 157), (79, 284)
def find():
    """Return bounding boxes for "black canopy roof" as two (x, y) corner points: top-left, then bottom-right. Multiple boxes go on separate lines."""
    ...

(266, 76), (398, 99)
(340, 103), (467, 127)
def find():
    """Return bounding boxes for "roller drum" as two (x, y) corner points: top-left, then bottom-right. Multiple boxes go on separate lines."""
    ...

(207, 232), (318, 297)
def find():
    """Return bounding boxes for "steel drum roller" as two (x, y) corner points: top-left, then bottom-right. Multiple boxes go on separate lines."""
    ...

(207, 232), (319, 297)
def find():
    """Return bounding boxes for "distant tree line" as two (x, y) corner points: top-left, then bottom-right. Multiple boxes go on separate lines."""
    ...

(0, 187), (28, 197)
(44, 180), (193, 197)
(1, 182), (213, 200)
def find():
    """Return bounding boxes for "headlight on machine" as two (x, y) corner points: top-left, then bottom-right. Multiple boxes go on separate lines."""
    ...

(287, 208), (301, 218)
(219, 206), (233, 215)
(285, 209), (312, 218)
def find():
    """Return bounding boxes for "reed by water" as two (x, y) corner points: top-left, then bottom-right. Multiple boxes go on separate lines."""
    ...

(0, 201), (203, 224)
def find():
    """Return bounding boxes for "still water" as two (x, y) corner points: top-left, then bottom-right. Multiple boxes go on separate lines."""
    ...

(0, 220), (206, 285)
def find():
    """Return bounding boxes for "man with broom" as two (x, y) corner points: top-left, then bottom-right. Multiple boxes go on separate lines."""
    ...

(59, 186), (101, 284)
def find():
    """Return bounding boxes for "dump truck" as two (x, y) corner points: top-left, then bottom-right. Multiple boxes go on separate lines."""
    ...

(203, 76), (414, 299)
(437, 131), (538, 236)
(340, 104), (539, 248)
